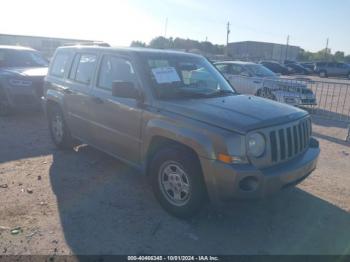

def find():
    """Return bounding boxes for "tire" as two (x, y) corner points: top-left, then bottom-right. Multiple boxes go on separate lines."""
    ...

(149, 146), (208, 218)
(0, 99), (11, 116)
(0, 88), (11, 116)
(348, 73), (350, 80)
(319, 71), (327, 78)
(48, 105), (75, 149)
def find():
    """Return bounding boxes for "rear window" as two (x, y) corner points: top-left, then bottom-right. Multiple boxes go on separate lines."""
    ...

(50, 52), (71, 77)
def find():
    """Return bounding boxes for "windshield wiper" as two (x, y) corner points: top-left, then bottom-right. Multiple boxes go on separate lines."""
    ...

(205, 89), (235, 97)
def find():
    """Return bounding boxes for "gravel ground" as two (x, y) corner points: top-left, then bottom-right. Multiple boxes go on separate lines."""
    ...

(0, 113), (349, 255)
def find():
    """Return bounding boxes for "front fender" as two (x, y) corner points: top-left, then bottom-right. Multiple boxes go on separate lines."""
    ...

(142, 117), (216, 161)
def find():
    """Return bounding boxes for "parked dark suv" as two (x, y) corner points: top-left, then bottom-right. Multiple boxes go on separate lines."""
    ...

(0, 45), (48, 115)
(43, 46), (320, 218)
(314, 62), (350, 78)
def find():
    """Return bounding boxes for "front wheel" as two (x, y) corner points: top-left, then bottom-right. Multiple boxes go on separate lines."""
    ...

(149, 146), (208, 218)
(48, 105), (75, 149)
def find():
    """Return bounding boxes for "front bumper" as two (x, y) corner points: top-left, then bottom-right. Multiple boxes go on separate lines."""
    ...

(3, 85), (42, 110)
(200, 139), (320, 203)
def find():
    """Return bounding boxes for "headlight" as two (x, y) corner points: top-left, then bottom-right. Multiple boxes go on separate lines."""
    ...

(8, 79), (32, 87)
(247, 133), (266, 157)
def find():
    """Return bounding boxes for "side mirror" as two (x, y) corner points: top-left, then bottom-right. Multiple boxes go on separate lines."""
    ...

(112, 81), (140, 99)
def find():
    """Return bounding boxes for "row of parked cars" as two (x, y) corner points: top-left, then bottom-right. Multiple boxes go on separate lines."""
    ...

(259, 60), (350, 79)
(0, 44), (320, 217)
(0, 45), (317, 115)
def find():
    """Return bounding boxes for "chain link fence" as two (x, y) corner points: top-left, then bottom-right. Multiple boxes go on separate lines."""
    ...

(228, 75), (350, 141)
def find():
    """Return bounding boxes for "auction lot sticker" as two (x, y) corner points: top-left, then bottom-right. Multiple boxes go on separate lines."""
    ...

(152, 67), (181, 84)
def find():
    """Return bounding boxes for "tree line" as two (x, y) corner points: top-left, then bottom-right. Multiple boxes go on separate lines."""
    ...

(131, 36), (350, 63)
(130, 36), (225, 55)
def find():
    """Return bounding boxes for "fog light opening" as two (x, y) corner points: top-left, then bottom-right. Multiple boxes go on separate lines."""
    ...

(239, 176), (259, 192)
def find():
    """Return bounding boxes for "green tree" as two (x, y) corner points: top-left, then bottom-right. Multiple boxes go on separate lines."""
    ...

(130, 41), (146, 47)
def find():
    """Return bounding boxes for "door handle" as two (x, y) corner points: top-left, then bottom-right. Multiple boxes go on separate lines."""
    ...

(91, 96), (104, 104)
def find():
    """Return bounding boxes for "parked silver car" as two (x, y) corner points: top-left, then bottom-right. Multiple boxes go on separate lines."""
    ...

(214, 61), (317, 106)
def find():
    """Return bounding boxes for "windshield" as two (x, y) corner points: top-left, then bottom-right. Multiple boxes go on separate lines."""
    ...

(245, 64), (276, 77)
(0, 49), (48, 68)
(142, 54), (236, 99)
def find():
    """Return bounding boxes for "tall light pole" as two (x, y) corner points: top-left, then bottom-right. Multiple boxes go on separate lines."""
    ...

(325, 38), (329, 60)
(164, 17), (168, 38)
(226, 21), (230, 56)
(285, 35), (290, 62)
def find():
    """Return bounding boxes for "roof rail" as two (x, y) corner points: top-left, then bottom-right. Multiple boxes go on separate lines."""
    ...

(62, 41), (110, 47)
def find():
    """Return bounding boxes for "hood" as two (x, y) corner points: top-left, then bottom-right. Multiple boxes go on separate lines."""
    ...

(0, 67), (48, 78)
(158, 95), (308, 134)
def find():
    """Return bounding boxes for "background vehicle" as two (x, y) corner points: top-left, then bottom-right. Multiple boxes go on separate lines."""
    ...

(300, 62), (315, 72)
(43, 47), (319, 218)
(260, 61), (290, 75)
(0, 45), (48, 115)
(314, 62), (350, 78)
(215, 61), (316, 106)
(284, 62), (312, 75)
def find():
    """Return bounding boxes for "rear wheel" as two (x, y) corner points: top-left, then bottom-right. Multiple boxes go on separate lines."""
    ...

(48, 105), (75, 149)
(0, 99), (11, 116)
(149, 146), (208, 218)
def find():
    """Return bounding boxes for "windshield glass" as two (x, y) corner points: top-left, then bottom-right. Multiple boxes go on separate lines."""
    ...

(0, 49), (48, 68)
(142, 54), (235, 99)
(245, 64), (276, 77)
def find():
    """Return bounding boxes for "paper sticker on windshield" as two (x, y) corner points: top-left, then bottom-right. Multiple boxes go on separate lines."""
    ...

(151, 67), (180, 84)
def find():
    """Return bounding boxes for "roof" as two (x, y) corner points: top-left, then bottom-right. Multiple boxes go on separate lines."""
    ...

(56, 46), (203, 58)
(228, 41), (300, 49)
(214, 61), (257, 65)
(0, 33), (96, 43)
(0, 45), (36, 51)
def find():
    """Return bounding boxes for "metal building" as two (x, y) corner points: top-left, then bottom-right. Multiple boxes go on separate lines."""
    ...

(0, 34), (98, 58)
(227, 41), (302, 62)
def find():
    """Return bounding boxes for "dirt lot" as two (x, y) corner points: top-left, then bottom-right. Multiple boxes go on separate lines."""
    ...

(0, 113), (349, 255)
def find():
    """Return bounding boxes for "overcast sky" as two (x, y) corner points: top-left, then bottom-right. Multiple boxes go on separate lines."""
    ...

(1, 0), (349, 54)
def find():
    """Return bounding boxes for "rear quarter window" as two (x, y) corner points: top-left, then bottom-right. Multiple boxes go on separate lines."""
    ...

(50, 51), (71, 77)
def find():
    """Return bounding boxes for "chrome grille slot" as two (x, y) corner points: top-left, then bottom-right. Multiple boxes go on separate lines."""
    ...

(268, 118), (311, 164)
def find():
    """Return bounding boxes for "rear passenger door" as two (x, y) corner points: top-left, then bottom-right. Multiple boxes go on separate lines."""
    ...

(64, 52), (98, 141)
(88, 54), (143, 165)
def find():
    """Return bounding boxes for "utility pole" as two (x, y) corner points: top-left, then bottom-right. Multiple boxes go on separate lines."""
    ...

(325, 38), (329, 60)
(164, 17), (168, 38)
(226, 21), (230, 56)
(284, 35), (290, 62)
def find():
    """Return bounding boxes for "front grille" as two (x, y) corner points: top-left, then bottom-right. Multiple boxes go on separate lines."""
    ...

(269, 118), (311, 163)
(301, 99), (316, 104)
(13, 94), (38, 105)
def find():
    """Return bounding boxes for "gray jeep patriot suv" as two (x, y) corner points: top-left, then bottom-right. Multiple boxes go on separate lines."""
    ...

(43, 46), (320, 218)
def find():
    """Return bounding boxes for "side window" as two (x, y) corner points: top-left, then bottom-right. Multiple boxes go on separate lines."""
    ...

(50, 52), (70, 77)
(75, 54), (97, 84)
(97, 55), (136, 91)
(231, 64), (243, 75)
(215, 64), (229, 74)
